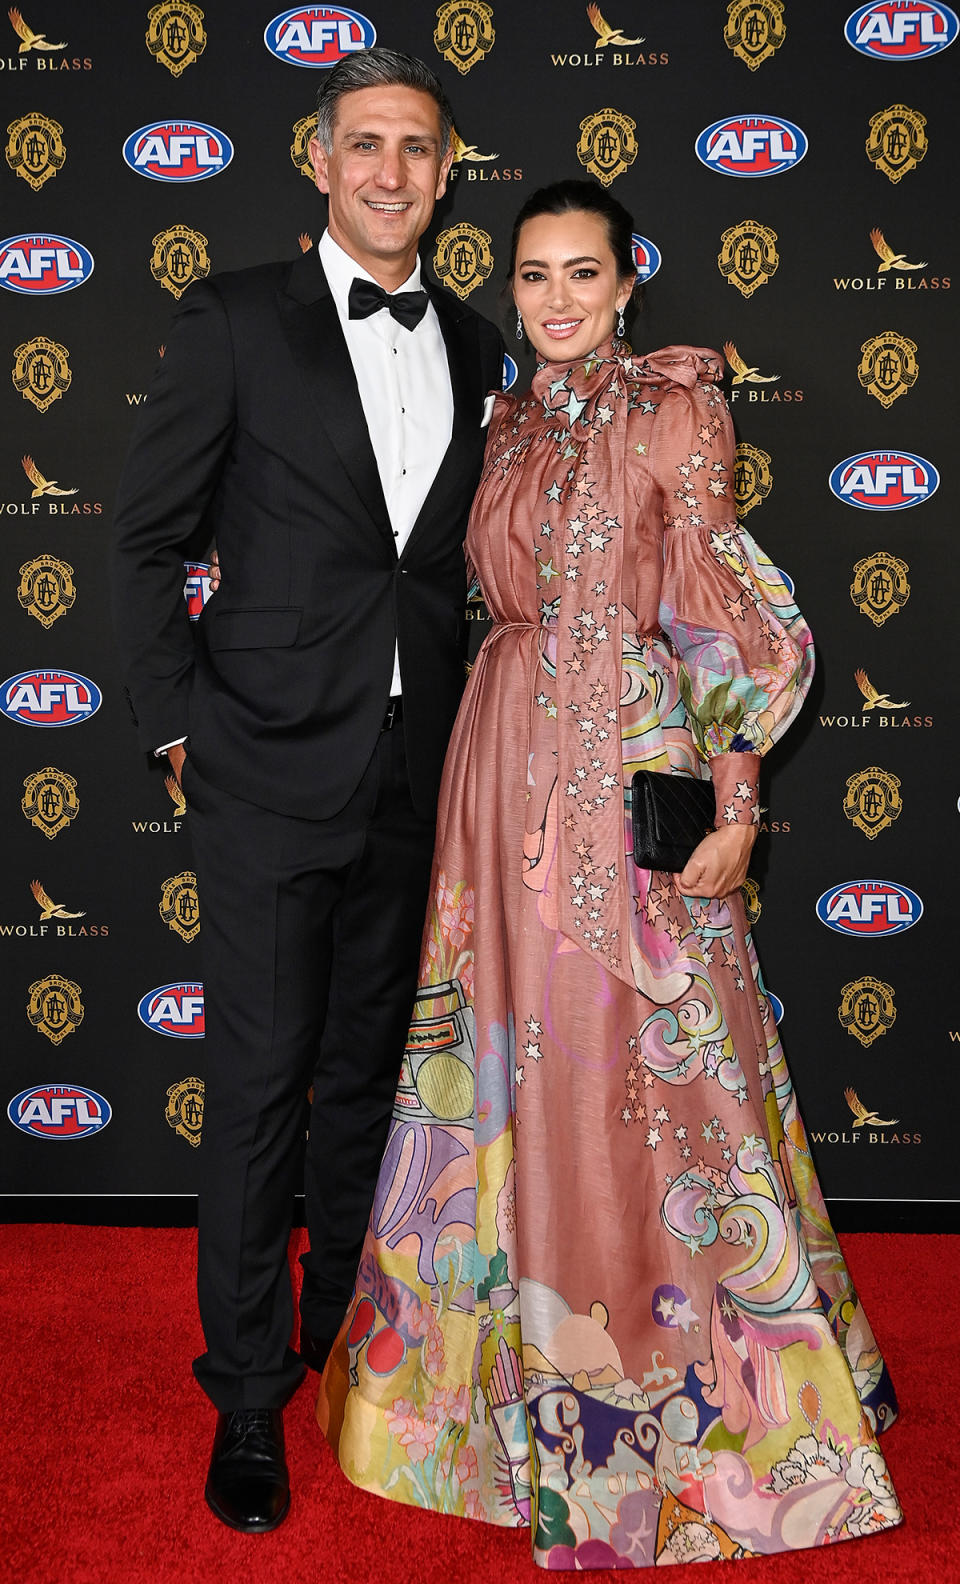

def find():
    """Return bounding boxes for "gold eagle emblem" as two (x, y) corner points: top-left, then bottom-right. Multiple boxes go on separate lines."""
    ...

(869, 228), (926, 272)
(30, 879), (85, 921)
(21, 455), (78, 499)
(854, 668), (908, 711)
(722, 341), (779, 384)
(586, 4), (644, 47)
(8, 6), (65, 51)
(451, 127), (498, 162)
(844, 1087), (898, 1128)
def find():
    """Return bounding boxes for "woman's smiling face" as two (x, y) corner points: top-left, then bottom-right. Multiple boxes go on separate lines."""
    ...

(512, 210), (633, 363)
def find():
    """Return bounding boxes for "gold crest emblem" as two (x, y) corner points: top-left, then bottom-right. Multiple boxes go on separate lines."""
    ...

(733, 442), (773, 517)
(866, 104), (927, 184)
(740, 877), (762, 925)
(21, 766), (79, 840)
(5, 111), (66, 192)
(160, 869), (200, 942)
(165, 1076), (205, 1146)
(724, 0), (786, 68)
(576, 107), (638, 187)
(146, 2), (206, 77)
(858, 329), (918, 408)
(290, 113), (316, 181)
(843, 765), (902, 839)
(433, 222), (494, 300)
(12, 335), (72, 414)
(26, 973), (84, 1046)
(718, 220), (779, 298)
(150, 224), (210, 299)
(850, 551), (910, 627)
(7, 8), (65, 53)
(838, 977), (896, 1049)
(18, 554), (76, 629)
(434, 1), (495, 74)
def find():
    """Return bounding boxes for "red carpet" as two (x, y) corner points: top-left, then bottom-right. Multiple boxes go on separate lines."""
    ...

(0, 1227), (953, 1584)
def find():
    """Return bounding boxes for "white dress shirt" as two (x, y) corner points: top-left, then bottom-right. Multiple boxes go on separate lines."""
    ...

(319, 229), (454, 697)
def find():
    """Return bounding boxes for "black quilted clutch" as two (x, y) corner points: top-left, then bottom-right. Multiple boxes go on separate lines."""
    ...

(630, 769), (716, 873)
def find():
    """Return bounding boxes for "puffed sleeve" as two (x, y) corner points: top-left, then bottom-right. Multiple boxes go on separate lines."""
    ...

(649, 358), (815, 827)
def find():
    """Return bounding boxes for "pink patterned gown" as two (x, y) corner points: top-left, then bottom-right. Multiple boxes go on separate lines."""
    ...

(317, 344), (902, 1569)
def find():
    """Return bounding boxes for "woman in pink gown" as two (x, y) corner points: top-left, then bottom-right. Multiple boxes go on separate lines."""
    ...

(317, 181), (902, 1570)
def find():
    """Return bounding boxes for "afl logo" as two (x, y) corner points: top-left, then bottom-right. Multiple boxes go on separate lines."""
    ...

(776, 567), (795, 598)
(696, 116), (807, 177)
(0, 234), (94, 295)
(829, 451), (938, 510)
(816, 879), (923, 936)
(123, 121), (234, 181)
(264, 6), (375, 66)
(8, 1083), (111, 1140)
(183, 560), (213, 619)
(845, 2), (958, 57)
(501, 354), (518, 392)
(137, 983), (205, 1038)
(768, 991), (784, 1024)
(2, 670), (101, 727)
(632, 233), (662, 282)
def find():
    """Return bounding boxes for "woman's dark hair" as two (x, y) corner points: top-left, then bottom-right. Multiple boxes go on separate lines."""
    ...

(507, 179), (639, 289)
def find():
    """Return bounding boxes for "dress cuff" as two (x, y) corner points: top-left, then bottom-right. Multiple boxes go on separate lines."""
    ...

(708, 753), (761, 828)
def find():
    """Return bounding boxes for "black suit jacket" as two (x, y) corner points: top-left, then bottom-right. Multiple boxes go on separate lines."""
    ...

(112, 249), (504, 819)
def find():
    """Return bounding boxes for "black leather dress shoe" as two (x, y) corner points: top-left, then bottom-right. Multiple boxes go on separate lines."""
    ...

(205, 1408), (290, 1533)
(298, 1329), (335, 1374)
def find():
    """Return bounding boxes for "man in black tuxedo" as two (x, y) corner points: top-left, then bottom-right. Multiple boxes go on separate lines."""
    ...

(112, 48), (502, 1533)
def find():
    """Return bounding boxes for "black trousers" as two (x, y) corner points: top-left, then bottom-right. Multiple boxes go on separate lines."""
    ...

(183, 724), (435, 1410)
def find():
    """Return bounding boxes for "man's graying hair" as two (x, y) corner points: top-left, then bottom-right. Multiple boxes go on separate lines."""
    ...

(315, 47), (454, 153)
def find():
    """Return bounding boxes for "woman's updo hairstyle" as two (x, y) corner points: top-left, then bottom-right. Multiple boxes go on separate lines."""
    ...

(507, 178), (641, 306)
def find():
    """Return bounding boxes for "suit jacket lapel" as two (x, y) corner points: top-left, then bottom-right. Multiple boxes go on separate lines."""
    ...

(401, 281), (482, 559)
(277, 249), (393, 547)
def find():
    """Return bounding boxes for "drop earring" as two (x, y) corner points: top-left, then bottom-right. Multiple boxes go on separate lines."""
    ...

(516, 309), (523, 342)
(616, 306), (626, 340)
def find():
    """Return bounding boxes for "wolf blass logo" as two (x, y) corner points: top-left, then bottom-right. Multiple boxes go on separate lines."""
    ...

(0, 456), (101, 518)
(820, 666), (932, 730)
(1, 7), (91, 69)
(132, 770), (186, 833)
(0, 878), (106, 938)
(810, 1088), (920, 1148)
(551, 3), (668, 66)
(834, 226), (948, 292)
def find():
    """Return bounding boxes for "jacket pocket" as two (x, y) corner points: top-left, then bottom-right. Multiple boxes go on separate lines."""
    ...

(206, 606), (302, 651)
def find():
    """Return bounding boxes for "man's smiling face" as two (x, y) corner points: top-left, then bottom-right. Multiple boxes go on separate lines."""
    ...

(310, 85), (453, 287)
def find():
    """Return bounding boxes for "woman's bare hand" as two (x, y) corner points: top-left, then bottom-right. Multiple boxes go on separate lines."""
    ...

(676, 825), (756, 899)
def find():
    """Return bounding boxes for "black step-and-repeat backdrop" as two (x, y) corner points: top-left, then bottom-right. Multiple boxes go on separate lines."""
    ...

(1, 2), (956, 1228)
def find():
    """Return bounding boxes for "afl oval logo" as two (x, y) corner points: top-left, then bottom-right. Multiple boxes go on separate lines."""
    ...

(501, 353), (518, 392)
(137, 983), (205, 1038)
(776, 567), (795, 598)
(8, 1083), (111, 1140)
(264, 6), (375, 66)
(816, 879), (923, 936)
(0, 234), (94, 295)
(183, 560), (213, 620)
(695, 115), (807, 177)
(123, 121), (234, 182)
(768, 991), (784, 1024)
(845, 2), (958, 57)
(829, 450), (938, 510)
(2, 670), (101, 727)
(632, 233), (662, 282)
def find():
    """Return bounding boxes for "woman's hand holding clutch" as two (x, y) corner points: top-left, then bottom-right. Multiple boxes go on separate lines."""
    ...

(677, 825), (756, 899)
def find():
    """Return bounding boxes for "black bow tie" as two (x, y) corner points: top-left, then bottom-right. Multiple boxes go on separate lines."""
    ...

(348, 277), (428, 331)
